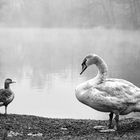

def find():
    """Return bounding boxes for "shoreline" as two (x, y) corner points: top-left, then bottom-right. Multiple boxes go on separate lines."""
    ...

(0, 114), (140, 140)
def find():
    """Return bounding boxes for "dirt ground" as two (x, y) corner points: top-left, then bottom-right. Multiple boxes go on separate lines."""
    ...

(0, 114), (140, 140)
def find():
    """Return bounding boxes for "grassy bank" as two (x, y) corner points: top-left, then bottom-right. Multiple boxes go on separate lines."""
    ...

(0, 114), (140, 140)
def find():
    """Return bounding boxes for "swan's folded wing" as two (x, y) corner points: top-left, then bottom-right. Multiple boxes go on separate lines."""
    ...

(95, 79), (140, 102)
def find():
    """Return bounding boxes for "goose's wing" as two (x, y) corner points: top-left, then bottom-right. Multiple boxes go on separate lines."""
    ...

(0, 89), (11, 103)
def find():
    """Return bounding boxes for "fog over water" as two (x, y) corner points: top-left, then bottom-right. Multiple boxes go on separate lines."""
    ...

(0, 28), (140, 119)
(0, 0), (140, 120)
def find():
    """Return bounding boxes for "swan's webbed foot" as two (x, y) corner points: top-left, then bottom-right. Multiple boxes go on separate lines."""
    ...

(94, 125), (115, 132)
(93, 113), (119, 132)
(94, 125), (108, 130)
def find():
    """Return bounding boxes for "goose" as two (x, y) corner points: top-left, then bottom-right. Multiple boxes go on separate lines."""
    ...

(0, 78), (15, 115)
(75, 54), (140, 131)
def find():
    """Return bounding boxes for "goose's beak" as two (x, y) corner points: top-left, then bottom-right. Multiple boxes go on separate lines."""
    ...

(80, 64), (87, 75)
(11, 81), (16, 84)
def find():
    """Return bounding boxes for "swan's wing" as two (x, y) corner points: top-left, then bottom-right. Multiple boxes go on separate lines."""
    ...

(95, 78), (140, 101)
(88, 79), (139, 113)
(106, 78), (138, 89)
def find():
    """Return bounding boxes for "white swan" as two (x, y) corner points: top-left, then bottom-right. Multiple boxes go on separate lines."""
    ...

(0, 78), (15, 115)
(75, 54), (140, 130)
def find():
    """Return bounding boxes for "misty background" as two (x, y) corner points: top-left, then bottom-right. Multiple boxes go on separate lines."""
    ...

(0, 0), (139, 29)
(0, 0), (139, 119)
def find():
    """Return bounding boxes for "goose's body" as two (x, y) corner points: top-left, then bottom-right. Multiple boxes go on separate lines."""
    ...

(75, 54), (140, 130)
(0, 79), (15, 114)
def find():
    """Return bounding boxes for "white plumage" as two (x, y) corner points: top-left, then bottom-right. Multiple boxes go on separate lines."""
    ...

(75, 54), (140, 130)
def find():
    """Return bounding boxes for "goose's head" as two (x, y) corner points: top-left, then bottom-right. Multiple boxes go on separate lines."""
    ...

(80, 54), (99, 75)
(4, 78), (16, 89)
(5, 78), (16, 85)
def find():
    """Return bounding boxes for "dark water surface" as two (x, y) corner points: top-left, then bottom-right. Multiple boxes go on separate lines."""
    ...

(0, 27), (140, 120)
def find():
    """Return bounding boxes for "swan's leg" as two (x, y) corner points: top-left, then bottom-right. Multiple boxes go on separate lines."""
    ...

(114, 114), (119, 130)
(96, 112), (115, 132)
(94, 112), (115, 132)
(5, 105), (7, 115)
(108, 112), (113, 129)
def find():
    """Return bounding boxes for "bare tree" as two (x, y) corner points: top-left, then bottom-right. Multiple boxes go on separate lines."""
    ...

(100, 0), (115, 25)
(129, 0), (138, 28)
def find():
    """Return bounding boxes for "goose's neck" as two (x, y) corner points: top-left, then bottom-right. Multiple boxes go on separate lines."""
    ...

(94, 57), (108, 83)
(4, 83), (10, 89)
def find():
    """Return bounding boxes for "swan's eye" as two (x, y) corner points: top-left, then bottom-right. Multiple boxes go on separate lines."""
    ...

(80, 58), (88, 75)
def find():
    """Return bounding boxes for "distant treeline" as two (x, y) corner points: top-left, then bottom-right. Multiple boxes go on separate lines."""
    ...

(0, 0), (140, 29)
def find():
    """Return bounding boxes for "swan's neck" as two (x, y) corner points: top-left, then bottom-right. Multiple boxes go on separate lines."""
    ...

(94, 57), (108, 83)
(75, 56), (108, 99)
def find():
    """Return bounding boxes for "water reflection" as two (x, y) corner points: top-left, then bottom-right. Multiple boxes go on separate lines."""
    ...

(0, 28), (139, 119)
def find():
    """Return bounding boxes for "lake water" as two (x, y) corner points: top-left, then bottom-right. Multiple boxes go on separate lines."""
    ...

(0, 27), (140, 120)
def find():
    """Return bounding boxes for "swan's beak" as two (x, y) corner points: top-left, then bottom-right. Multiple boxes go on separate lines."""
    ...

(80, 64), (87, 75)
